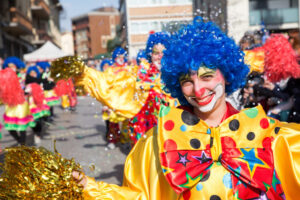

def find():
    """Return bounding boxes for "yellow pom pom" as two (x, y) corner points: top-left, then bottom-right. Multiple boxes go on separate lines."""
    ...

(0, 146), (83, 199)
(50, 56), (87, 81)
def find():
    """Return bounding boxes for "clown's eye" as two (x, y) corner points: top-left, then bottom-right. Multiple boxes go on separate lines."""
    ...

(201, 74), (213, 80)
(181, 80), (193, 87)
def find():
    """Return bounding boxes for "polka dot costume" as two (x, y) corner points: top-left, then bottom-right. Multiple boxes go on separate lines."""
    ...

(157, 105), (286, 199)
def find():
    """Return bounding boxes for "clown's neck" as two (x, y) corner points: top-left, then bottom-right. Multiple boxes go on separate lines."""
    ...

(193, 96), (227, 127)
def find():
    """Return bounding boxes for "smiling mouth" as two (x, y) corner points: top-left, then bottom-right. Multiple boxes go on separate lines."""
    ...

(190, 93), (215, 106)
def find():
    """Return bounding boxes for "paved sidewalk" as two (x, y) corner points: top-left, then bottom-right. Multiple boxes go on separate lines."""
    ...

(0, 96), (128, 185)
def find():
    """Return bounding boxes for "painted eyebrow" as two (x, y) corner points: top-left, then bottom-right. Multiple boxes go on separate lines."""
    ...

(198, 71), (215, 77)
(179, 75), (191, 82)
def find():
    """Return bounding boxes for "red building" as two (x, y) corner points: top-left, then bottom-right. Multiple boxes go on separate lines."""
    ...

(72, 7), (120, 59)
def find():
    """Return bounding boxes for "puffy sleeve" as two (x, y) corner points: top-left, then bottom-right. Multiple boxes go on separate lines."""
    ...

(74, 67), (149, 120)
(272, 122), (300, 200)
(82, 128), (177, 200)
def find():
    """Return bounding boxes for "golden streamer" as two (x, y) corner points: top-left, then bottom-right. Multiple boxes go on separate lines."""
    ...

(50, 56), (87, 81)
(0, 146), (83, 199)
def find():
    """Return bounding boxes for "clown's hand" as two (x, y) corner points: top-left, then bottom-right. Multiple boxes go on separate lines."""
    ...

(72, 171), (88, 189)
(50, 56), (87, 81)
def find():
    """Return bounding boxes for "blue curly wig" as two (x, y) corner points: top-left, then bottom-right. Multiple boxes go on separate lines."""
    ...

(36, 61), (50, 71)
(136, 49), (147, 65)
(112, 47), (128, 63)
(3, 56), (25, 69)
(145, 32), (170, 62)
(100, 59), (113, 71)
(26, 65), (40, 78)
(161, 17), (250, 106)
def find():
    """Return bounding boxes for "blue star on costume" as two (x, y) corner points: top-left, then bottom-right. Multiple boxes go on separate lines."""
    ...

(235, 148), (269, 178)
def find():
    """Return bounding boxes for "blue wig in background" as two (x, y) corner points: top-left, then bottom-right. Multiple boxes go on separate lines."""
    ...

(36, 61), (50, 71)
(100, 59), (113, 71)
(136, 49), (147, 65)
(3, 56), (25, 69)
(161, 17), (250, 106)
(145, 32), (170, 62)
(26, 65), (41, 78)
(112, 47), (128, 63)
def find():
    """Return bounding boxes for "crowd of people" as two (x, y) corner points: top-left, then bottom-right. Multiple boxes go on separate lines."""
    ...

(0, 57), (77, 147)
(0, 16), (299, 199)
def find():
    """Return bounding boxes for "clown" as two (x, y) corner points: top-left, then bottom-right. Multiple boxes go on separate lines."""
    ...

(70, 18), (300, 200)
(112, 47), (128, 68)
(0, 58), (35, 145)
(36, 61), (59, 120)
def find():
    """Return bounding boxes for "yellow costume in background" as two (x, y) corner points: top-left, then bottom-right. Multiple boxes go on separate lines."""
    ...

(75, 67), (153, 121)
(61, 95), (70, 109)
(83, 105), (300, 200)
(244, 49), (265, 73)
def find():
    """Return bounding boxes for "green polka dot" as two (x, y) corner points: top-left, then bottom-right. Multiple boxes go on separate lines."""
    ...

(136, 134), (141, 139)
(269, 118), (275, 124)
(244, 107), (259, 118)
(159, 105), (171, 117)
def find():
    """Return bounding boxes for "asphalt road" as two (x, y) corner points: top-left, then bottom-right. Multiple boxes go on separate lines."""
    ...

(0, 96), (128, 185)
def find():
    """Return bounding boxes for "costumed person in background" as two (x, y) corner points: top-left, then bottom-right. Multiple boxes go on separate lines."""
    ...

(56, 78), (77, 111)
(99, 59), (113, 72)
(127, 31), (175, 144)
(242, 34), (300, 122)
(71, 18), (300, 200)
(37, 61), (60, 121)
(2, 56), (26, 89)
(112, 47), (128, 68)
(103, 47), (129, 149)
(25, 66), (50, 144)
(262, 34), (300, 122)
(0, 67), (35, 145)
(99, 58), (114, 145)
(136, 49), (147, 66)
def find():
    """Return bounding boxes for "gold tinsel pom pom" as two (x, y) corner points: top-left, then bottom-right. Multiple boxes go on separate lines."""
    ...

(50, 56), (87, 81)
(0, 146), (83, 199)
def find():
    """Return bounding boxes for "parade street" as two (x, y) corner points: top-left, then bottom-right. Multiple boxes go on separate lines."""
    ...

(0, 96), (128, 185)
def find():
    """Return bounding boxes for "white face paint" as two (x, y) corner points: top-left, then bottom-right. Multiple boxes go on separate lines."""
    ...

(185, 83), (224, 113)
(153, 61), (161, 69)
(115, 57), (124, 65)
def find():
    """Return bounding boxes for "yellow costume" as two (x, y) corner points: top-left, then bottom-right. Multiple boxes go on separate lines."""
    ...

(83, 105), (300, 200)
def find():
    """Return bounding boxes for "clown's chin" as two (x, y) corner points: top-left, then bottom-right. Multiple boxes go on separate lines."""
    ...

(153, 61), (161, 69)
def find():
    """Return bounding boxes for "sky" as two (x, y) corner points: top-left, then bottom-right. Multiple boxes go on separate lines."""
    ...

(59, 0), (119, 32)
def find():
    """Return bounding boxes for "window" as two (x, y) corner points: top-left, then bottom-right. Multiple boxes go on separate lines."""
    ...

(102, 37), (107, 48)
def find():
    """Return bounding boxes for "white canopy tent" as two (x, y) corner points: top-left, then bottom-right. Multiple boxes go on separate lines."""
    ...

(24, 41), (67, 62)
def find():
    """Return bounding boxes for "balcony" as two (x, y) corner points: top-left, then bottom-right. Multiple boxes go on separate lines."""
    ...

(4, 7), (33, 35)
(31, 0), (50, 19)
(250, 8), (299, 26)
(32, 29), (53, 45)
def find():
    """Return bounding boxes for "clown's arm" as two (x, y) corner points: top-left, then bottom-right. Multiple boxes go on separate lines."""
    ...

(51, 57), (149, 120)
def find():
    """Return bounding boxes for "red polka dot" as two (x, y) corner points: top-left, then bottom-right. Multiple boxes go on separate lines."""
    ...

(164, 120), (175, 131)
(221, 136), (237, 148)
(163, 139), (177, 151)
(260, 118), (269, 129)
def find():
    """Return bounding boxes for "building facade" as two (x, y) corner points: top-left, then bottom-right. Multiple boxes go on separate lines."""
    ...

(119, 0), (193, 58)
(72, 7), (120, 59)
(61, 31), (74, 56)
(194, 0), (299, 43)
(0, 0), (62, 59)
